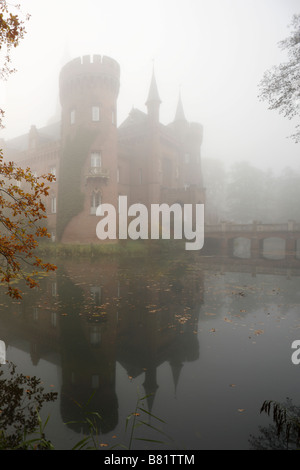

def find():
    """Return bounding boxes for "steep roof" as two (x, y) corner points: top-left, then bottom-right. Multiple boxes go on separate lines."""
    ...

(145, 68), (161, 105)
(174, 92), (186, 122)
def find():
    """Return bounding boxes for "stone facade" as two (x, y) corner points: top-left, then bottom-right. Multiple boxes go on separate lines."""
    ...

(2, 55), (205, 244)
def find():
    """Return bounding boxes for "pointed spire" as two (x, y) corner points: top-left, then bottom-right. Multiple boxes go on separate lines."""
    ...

(143, 365), (159, 413)
(146, 66), (161, 106)
(174, 90), (186, 122)
(169, 360), (183, 397)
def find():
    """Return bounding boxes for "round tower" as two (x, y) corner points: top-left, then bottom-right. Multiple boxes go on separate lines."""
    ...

(57, 55), (120, 243)
(59, 54), (120, 140)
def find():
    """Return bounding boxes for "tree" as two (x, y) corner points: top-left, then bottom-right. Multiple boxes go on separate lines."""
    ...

(0, 1), (30, 127)
(0, 2), (56, 298)
(0, 361), (57, 449)
(226, 161), (269, 223)
(258, 14), (300, 143)
(0, 152), (57, 298)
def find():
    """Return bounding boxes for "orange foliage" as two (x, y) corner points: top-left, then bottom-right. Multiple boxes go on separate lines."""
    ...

(0, 2), (55, 298)
(0, 150), (57, 298)
(0, 1), (30, 126)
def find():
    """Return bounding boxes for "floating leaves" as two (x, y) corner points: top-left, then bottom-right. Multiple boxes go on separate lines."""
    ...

(254, 329), (264, 336)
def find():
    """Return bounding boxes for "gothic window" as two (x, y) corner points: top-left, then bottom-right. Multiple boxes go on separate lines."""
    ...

(92, 106), (100, 122)
(90, 190), (101, 215)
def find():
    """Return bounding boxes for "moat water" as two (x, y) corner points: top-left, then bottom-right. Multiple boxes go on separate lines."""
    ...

(1, 249), (300, 450)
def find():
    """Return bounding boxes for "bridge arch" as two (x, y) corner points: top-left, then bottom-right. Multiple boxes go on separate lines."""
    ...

(231, 237), (251, 259)
(261, 237), (286, 260)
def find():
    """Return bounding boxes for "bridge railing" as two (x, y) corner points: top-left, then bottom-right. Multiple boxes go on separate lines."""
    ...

(205, 221), (299, 233)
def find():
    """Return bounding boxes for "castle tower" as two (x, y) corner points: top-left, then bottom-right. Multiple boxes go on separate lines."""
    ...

(58, 55), (120, 243)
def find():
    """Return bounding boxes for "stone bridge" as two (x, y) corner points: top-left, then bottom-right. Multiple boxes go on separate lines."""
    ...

(204, 221), (300, 261)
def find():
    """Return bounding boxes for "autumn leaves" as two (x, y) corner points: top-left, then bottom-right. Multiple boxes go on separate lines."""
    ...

(0, 152), (56, 298)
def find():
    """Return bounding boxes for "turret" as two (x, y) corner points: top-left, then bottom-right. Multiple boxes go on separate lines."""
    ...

(174, 91), (186, 123)
(145, 68), (161, 124)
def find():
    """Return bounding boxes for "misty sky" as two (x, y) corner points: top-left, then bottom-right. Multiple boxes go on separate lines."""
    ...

(1, 0), (299, 173)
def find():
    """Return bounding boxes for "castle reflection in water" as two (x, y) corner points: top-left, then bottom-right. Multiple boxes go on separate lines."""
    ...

(0, 254), (203, 434)
(1, 247), (300, 438)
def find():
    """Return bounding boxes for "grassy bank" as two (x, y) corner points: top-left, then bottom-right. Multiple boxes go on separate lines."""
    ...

(36, 239), (186, 259)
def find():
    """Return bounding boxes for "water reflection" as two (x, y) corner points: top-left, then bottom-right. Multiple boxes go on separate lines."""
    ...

(1, 249), (300, 449)
(0, 255), (203, 437)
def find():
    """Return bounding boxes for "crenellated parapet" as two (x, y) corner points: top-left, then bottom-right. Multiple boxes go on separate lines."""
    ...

(59, 54), (120, 106)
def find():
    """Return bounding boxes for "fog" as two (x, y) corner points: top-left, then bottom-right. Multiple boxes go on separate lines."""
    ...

(1, 0), (299, 175)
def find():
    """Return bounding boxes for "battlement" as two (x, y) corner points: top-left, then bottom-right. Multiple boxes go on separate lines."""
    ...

(60, 54), (120, 76)
(59, 54), (120, 101)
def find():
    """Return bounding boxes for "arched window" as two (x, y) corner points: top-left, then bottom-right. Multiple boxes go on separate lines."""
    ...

(90, 190), (101, 215)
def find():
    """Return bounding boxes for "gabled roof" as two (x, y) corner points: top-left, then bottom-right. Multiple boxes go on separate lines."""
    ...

(4, 121), (61, 152)
(118, 107), (148, 130)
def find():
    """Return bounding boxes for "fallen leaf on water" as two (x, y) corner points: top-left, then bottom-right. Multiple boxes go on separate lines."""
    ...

(238, 409), (245, 413)
(254, 329), (264, 335)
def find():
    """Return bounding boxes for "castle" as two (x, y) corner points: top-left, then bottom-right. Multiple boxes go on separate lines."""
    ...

(2, 54), (205, 244)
